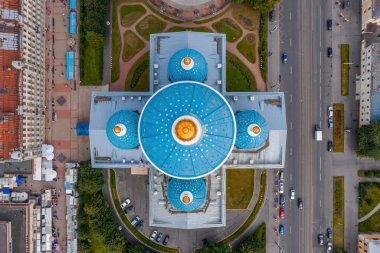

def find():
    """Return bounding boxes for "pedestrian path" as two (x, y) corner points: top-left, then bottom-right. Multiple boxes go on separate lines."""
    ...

(358, 203), (380, 223)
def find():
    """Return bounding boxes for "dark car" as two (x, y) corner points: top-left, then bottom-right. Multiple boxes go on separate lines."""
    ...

(135, 220), (144, 230)
(163, 235), (170, 245)
(126, 205), (134, 213)
(280, 194), (285, 207)
(327, 228), (332, 239)
(282, 53), (288, 64)
(298, 198), (303, 209)
(327, 141), (333, 152)
(269, 10), (274, 22)
(318, 234), (324, 246)
(327, 19), (332, 30)
(156, 232), (164, 242)
(327, 47), (333, 58)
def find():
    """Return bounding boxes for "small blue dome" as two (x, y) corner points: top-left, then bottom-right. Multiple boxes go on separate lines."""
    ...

(168, 49), (207, 82)
(106, 110), (139, 149)
(235, 110), (269, 150)
(167, 178), (206, 212)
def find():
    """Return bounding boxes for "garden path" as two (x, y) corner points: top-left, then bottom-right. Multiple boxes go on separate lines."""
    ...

(358, 203), (380, 223)
(111, 2), (267, 91)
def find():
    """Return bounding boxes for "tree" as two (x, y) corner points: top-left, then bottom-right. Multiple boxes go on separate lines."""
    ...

(232, 0), (281, 12)
(357, 122), (380, 159)
(201, 244), (233, 253)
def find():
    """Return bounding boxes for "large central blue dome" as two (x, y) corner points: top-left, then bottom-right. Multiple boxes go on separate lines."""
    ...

(139, 81), (236, 179)
(167, 178), (206, 212)
(106, 110), (139, 150)
(168, 49), (207, 82)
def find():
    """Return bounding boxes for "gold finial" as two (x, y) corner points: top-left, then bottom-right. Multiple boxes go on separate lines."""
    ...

(251, 125), (261, 134)
(175, 119), (197, 142)
(182, 195), (191, 204)
(183, 57), (192, 66)
(114, 125), (122, 134)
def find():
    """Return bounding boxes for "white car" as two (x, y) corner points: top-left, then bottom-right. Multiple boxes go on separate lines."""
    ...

(150, 230), (158, 241)
(328, 106), (333, 117)
(279, 181), (284, 194)
(290, 189), (295, 200)
(121, 198), (131, 209)
(326, 241), (332, 252)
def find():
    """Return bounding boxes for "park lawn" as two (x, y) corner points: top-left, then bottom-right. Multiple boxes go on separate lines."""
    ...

(166, 26), (213, 33)
(125, 52), (150, 91)
(333, 176), (345, 252)
(122, 30), (145, 62)
(111, 0), (121, 82)
(120, 4), (146, 27)
(226, 169), (255, 209)
(88, 229), (108, 253)
(136, 15), (166, 41)
(81, 43), (103, 85)
(359, 183), (380, 218)
(340, 44), (350, 96)
(232, 4), (259, 31)
(237, 33), (256, 63)
(333, 103), (344, 152)
(212, 18), (243, 42)
(359, 209), (380, 232)
(226, 51), (256, 92)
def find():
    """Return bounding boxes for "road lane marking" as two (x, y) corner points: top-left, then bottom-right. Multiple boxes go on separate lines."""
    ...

(290, 148), (293, 156)
(320, 200), (322, 207)
(290, 122), (293, 129)
(290, 95), (293, 103)
(320, 70), (322, 83)
(290, 66), (293, 74)
(320, 52), (322, 65)
(290, 39), (292, 47)
(320, 173), (322, 181)
(290, 12), (292, 20)
(290, 226), (292, 233)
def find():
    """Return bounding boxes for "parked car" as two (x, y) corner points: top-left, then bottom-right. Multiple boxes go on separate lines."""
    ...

(279, 181), (284, 194)
(126, 205), (134, 213)
(327, 228), (332, 239)
(280, 194), (285, 207)
(327, 141), (333, 152)
(150, 230), (158, 241)
(318, 234), (324, 246)
(131, 215), (141, 226)
(327, 47), (333, 58)
(328, 118), (333, 128)
(135, 220), (144, 230)
(121, 198), (131, 209)
(328, 106), (333, 117)
(327, 19), (332, 30)
(163, 235), (170, 246)
(156, 232), (164, 242)
(326, 242), (332, 252)
(279, 207), (285, 219)
(279, 225), (285, 235)
(290, 189), (295, 200)
(298, 198), (303, 209)
(269, 10), (274, 22)
(282, 53), (288, 64)
(279, 170), (284, 181)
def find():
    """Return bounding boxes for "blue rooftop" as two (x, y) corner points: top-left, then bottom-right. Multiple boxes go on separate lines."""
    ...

(168, 48), (208, 83)
(106, 110), (139, 150)
(235, 110), (269, 150)
(167, 178), (206, 212)
(139, 81), (236, 179)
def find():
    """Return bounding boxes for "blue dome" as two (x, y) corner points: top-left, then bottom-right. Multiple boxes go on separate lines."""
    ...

(235, 110), (269, 150)
(167, 178), (206, 212)
(106, 110), (139, 149)
(168, 49), (207, 82)
(139, 81), (236, 179)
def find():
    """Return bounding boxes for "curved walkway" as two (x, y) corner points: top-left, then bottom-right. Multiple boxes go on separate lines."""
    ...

(358, 203), (380, 223)
(111, 2), (266, 92)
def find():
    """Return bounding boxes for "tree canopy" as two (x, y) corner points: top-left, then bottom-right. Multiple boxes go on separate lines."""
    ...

(232, 0), (281, 12)
(357, 122), (380, 159)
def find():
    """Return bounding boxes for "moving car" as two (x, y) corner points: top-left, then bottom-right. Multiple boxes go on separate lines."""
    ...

(282, 53), (288, 64)
(163, 235), (170, 246)
(326, 241), (332, 252)
(318, 234), (324, 246)
(135, 220), (144, 230)
(156, 232), (164, 242)
(279, 207), (285, 219)
(327, 141), (333, 152)
(290, 189), (295, 200)
(327, 19), (332, 30)
(328, 118), (333, 128)
(279, 225), (285, 235)
(279, 181), (284, 194)
(327, 47), (333, 58)
(327, 228), (332, 239)
(121, 198), (131, 209)
(328, 106), (333, 117)
(298, 198), (303, 209)
(150, 230), (158, 241)
(131, 215), (141, 226)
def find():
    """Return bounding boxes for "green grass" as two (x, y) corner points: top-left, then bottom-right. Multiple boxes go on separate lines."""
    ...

(122, 30), (145, 62)
(120, 5), (146, 27)
(358, 170), (380, 178)
(219, 170), (266, 245)
(333, 176), (345, 253)
(89, 229), (108, 253)
(136, 15), (166, 41)
(109, 170), (179, 253)
(125, 52), (150, 91)
(237, 33), (256, 63)
(358, 170), (366, 177)
(359, 209), (380, 232)
(340, 44), (350, 96)
(226, 169), (255, 209)
(111, 0), (122, 82)
(166, 26), (213, 33)
(226, 51), (256, 92)
(81, 43), (103, 85)
(232, 4), (259, 31)
(333, 104), (344, 152)
(212, 18), (243, 42)
(359, 183), (380, 218)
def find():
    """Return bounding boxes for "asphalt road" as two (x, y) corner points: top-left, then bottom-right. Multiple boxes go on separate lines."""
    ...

(277, 0), (333, 252)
